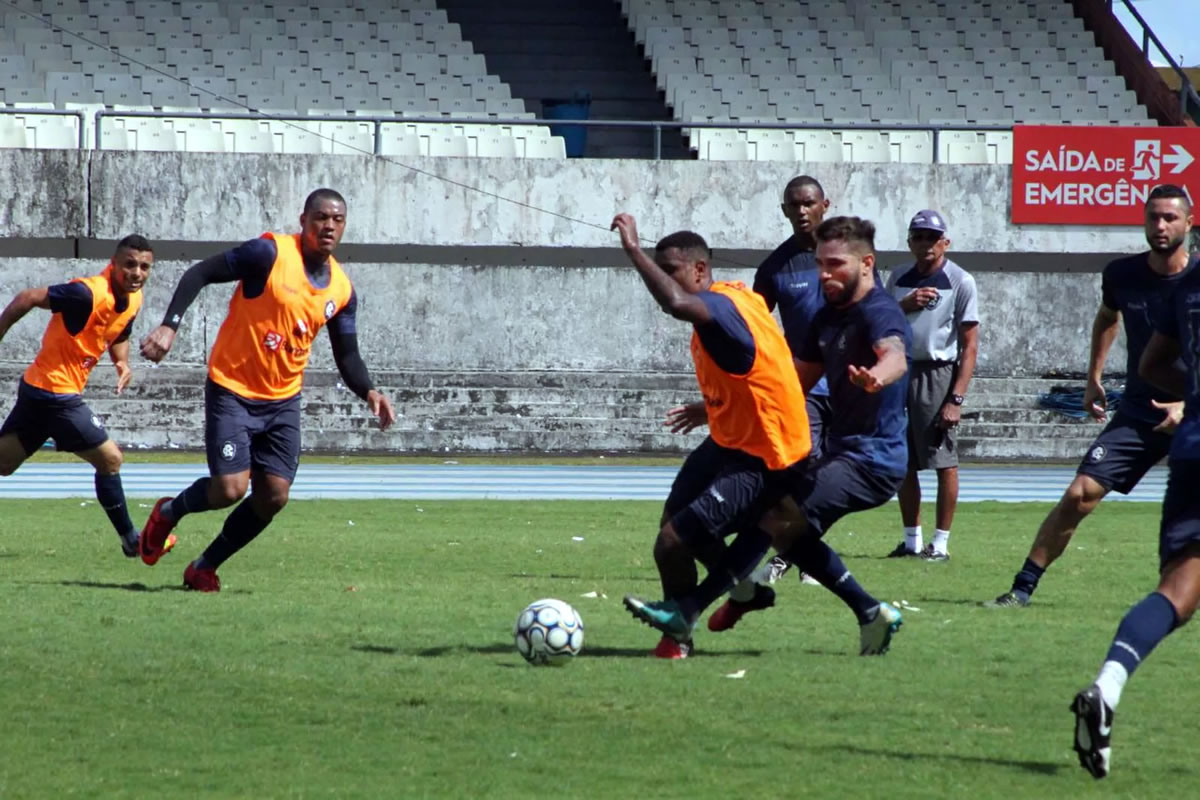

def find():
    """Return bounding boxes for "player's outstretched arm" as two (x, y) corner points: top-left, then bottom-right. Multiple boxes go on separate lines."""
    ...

(0, 287), (49, 343)
(328, 322), (395, 431)
(141, 249), (251, 362)
(1084, 304), (1121, 421)
(611, 213), (712, 325)
(665, 401), (707, 434)
(848, 335), (907, 394)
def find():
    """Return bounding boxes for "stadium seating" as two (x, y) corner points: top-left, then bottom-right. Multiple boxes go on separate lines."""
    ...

(624, 0), (1157, 163)
(0, 0), (565, 157)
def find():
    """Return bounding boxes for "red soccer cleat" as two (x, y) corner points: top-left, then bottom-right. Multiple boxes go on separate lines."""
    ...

(653, 636), (692, 659)
(707, 584), (776, 632)
(183, 562), (221, 593)
(139, 497), (178, 566)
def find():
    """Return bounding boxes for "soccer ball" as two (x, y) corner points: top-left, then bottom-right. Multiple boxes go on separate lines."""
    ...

(513, 598), (584, 665)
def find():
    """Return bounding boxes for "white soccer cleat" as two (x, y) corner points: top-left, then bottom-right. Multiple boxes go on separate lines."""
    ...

(859, 603), (903, 655)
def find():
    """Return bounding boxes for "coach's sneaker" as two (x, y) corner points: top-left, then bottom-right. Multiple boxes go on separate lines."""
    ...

(139, 497), (178, 566)
(984, 590), (1030, 609)
(707, 584), (776, 632)
(653, 636), (692, 660)
(1071, 685), (1114, 779)
(622, 595), (695, 642)
(886, 541), (919, 558)
(859, 603), (903, 655)
(183, 562), (221, 593)
(920, 544), (950, 562)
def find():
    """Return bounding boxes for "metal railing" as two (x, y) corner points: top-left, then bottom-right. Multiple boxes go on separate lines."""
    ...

(57, 109), (1013, 162)
(1111, 0), (1200, 121)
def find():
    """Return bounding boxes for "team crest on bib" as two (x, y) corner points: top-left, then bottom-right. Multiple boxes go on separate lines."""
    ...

(324, 300), (336, 319)
(221, 441), (236, 461)
(1088, 444), (1106, 463)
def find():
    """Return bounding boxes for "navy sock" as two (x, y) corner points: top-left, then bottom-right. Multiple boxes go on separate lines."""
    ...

(165, 478), (212, 522)
(197, 498), (272, 570)
(680, 528), (771, 619)
(94, 473), (136, 544)
(784, 538), (879, 624)
(1103, 591), (1179, 676)
(1011, 557), (1046, 600)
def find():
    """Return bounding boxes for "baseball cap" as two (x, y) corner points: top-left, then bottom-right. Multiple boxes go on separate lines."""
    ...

(908, 209), (947, 234)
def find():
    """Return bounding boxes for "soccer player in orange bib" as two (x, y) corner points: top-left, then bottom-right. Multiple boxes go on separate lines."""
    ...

(609, 213), (812, 658)
(137, 189), (395, 592)
(0, 235), (154, 558)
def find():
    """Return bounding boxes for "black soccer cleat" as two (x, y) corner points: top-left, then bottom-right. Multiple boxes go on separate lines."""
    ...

(1071, 685), (1114, 779)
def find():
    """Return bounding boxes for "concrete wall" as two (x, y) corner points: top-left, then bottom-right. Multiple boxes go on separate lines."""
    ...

(0, 148), (1152, 254)
(0, 259), (1118, 378)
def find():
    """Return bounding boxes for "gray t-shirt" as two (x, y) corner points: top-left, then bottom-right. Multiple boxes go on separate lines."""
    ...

(885, 257), (979, 362)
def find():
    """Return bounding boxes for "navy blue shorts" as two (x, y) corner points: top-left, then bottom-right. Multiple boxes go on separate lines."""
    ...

(664, 436), (802, 548)
(1158, 460), (1200, 568)
(205, 380), (301, 483)
(0, 380), (109, 455)
(789, 453), (903, 538)
(1077, 413), (1171, 495)
(806, 392), (833, 461)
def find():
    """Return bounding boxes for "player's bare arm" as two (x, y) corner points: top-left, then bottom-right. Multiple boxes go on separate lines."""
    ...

(0, 287), (50, 342)
(848, 335), (907, 393)
(611, 213), (712, 324)
(939, 322), (980, 429)
(795, 358), (825, 394)
(109, 338), (133, 394)
(1085, 303), (1122, 421)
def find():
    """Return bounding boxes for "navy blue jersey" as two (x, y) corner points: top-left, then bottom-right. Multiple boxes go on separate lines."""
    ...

(1102, 253), (1198, 423)
(799, 286), (911, 478)
(1152, 265), (1200, 462)
(753, 236), (827, 397)
(47, 281), (134, 342)
(695, 291), (755, 374)
(224, 237), (358, 336)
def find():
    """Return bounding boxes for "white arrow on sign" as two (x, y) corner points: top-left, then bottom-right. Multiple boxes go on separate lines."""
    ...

(1163, 143), (1194, 174)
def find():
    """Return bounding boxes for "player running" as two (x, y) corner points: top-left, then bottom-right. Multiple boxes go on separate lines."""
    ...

(137, 189), (395, 591)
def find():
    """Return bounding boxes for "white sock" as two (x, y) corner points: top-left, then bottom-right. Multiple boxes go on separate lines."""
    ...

(932, 529), (950, 554)
(1094, 661), (1129, 710)
(904, 526), (923, 553)
(730, 579), (757, 602)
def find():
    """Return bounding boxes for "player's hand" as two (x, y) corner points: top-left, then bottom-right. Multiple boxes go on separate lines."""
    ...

(1151, 399), (1183, 434)
(1083, 377), (1107, 422)
(848, 364), (883, 393)
(665, 401), (708, 434)
(114, 360), (132, 394)
(899, 287), (938, 312)
(937, 401), (961, 429)
(610, 213), (641, 253)
(368, 390), (396, 431)
(140, 325), (177, 363)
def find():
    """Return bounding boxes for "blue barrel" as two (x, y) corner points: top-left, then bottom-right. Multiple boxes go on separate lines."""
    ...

(542, 92), (591, 157)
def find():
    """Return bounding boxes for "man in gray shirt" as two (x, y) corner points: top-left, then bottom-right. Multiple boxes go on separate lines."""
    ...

(884, 210), (980, 560)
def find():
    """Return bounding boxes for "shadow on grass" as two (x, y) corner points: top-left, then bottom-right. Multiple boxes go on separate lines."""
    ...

(15, 579), (252, 595)
(507, 573), (659, 583)
(816, 743), (1066, 775)
(351, 643), (766, 658)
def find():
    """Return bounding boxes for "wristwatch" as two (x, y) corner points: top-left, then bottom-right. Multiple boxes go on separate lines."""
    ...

(950, 394), (965, 406)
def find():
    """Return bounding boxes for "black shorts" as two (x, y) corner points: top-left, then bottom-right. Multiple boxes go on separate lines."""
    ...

(806, 392), (833, 461)
(1158, 460), (1200, 568)
(0, 379), (109, 455)
(664, 436), (801, 548)
(1076, 413), (1171, 495)
(789, 453), (903, 538)
(205, 379), (302, 483)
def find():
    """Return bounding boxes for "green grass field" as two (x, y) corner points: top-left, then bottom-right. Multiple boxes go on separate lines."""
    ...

(1, 498), (1196, 799)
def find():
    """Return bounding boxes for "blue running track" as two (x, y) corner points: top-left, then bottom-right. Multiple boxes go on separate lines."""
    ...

(0, 463), (1168, 502)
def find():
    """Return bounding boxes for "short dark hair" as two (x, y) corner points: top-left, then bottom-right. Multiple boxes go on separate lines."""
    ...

(784, 175), (825, 199)
(115, 234), (152, 253)
(655, 230), (711, 261)
(1148, 183), (1191, 210)
(304, 188), (347, 214)
(815, 216), (876, 255)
